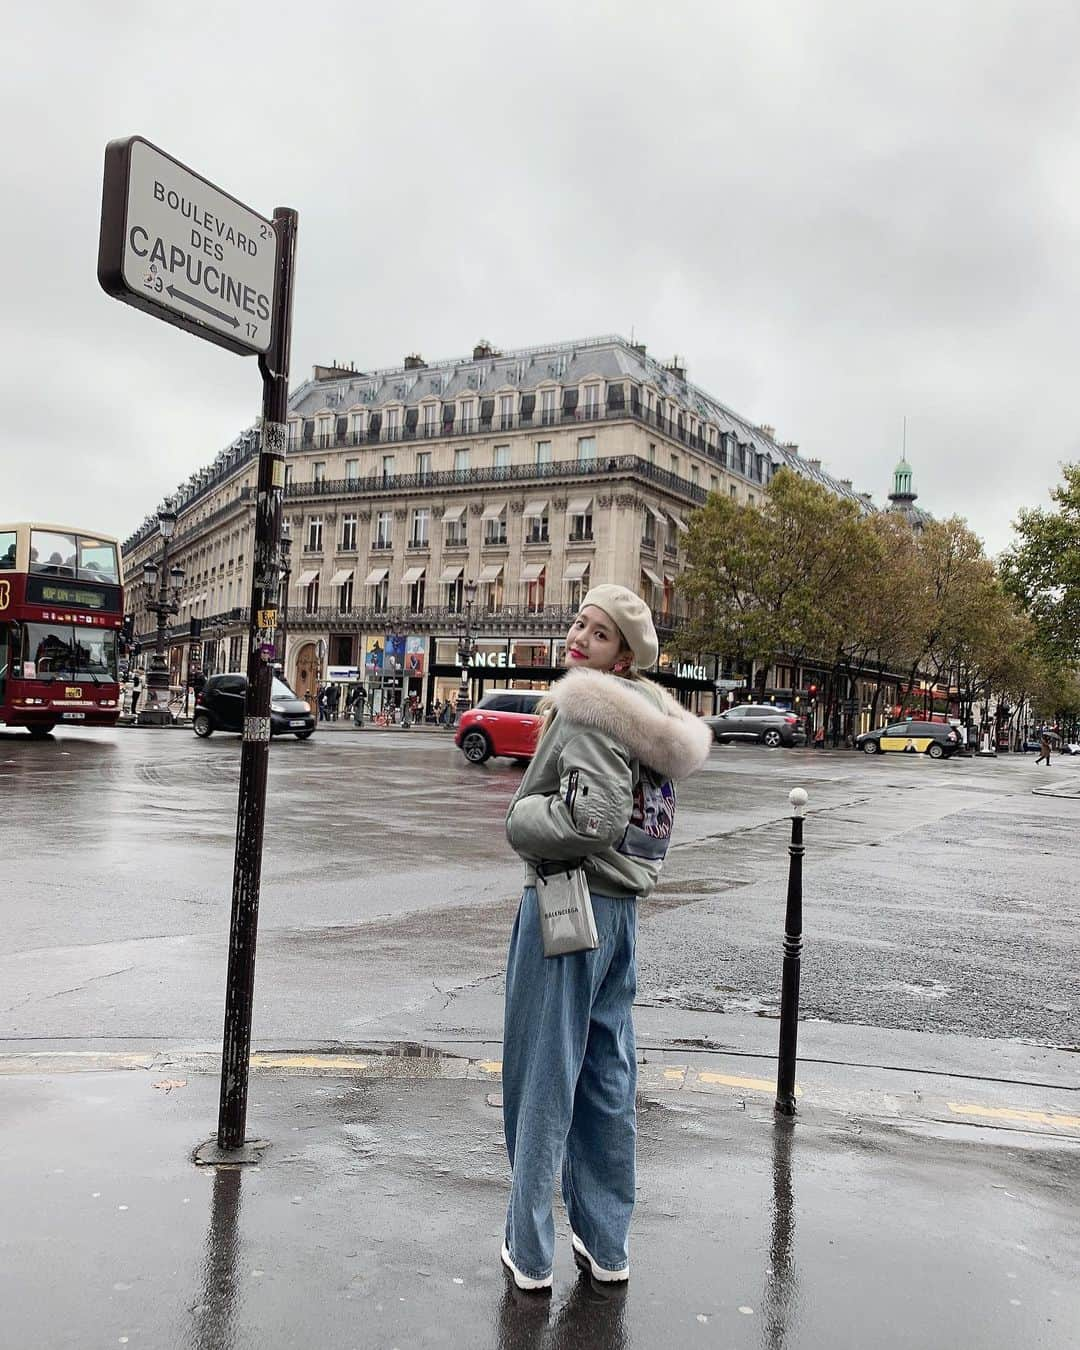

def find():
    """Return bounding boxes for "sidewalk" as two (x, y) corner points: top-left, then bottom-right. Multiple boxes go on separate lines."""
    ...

(2, 1040), (1078, 1349)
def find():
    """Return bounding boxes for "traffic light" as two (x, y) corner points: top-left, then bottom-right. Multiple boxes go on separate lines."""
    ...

(808, 683), (818, 697)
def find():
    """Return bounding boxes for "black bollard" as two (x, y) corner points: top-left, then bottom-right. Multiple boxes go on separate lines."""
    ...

(775, 787), (807, 1116)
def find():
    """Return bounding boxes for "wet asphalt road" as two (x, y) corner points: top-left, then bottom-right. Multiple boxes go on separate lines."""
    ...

(1, 724), (1078, 1051)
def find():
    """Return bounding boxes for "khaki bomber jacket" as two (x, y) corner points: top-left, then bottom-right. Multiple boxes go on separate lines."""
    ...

(505, 669), (713, 900)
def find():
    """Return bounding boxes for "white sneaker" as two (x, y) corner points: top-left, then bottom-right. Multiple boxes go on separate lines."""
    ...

(501, 1242), (553, 1293)
(570, 1230), (630, 1283)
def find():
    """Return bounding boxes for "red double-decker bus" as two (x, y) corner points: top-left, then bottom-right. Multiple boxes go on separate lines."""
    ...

(0, 522), (124, 737)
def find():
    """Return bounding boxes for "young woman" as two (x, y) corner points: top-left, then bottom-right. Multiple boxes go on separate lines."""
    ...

(500, 584), (712, 1292)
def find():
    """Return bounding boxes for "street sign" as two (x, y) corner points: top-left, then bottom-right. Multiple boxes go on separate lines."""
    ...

(98, 136), (277, 356)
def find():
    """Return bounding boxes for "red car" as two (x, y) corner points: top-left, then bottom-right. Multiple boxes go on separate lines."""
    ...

(455, 691), (543, 764)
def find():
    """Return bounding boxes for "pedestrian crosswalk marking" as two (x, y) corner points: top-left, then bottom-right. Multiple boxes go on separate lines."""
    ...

(947, 1102), (1080, 1130)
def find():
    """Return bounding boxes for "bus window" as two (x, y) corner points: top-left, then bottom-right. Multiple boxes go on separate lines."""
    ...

(0, 531), (15, 568)
(0, 626), (7, 698)
(78, 537), (120, 584)
(30, 529), (77, 578)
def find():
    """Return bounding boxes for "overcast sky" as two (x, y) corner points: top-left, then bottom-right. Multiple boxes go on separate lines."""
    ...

(4, 1), (1078, 557)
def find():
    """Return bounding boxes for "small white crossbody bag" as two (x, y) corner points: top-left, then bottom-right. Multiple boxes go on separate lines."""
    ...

(535, 863), (599, 958)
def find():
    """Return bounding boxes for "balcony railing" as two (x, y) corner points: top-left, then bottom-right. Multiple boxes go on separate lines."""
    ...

(157, 603), (679, 643)
(284, 454), (709, 507)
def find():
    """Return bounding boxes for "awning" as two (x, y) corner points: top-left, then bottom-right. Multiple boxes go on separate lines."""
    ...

(522, 499), (548, 518)
(566, 496), (593, 515)
(640, 565), (663, 587)
(478, 563), (503, 582)
(364, 566), (389, 586)
(647, 505), (666, 523)
(296, 569), (319, 587)
(481, 502), (506, 520)
(668, 512), (689, 532)
(521, 561), (546, 581)
(329, 568), (353, 586)
(439, 564), (463, 584)
(401, 565), (426, 585)
(442, 502), (465, 522)
(564, 560), (590, 581)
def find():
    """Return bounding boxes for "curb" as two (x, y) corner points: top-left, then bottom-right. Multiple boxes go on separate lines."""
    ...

(3, 1047), (1078, 1141)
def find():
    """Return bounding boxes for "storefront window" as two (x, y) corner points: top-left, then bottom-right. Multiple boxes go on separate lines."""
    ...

(512, 642), (552, 668)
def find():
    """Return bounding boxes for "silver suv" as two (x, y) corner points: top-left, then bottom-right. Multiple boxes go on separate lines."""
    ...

(705, 704), (806, 748)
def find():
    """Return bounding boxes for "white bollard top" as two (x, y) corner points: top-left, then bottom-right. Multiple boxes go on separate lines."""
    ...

(789, 787), (809, 816)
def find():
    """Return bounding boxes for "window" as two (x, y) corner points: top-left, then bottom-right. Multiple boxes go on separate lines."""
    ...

(648, 442), (656, 465)
(641, 511), (656, 549)
(349, 411), (366, 443)
(284, 463), (294, 488)
(416, 450), (432, 480)
(422, 404), (438, 436)
(493, 444), (511, 470)
(535, 440), (552, 465)
(524, 503), (549, 544)
(711, 475), (719, 493)
(341, 514), (357, 550)
(385, 408), (400, 440)
(338, 576), (354, 612)
(540, 388), (556, 425)
(499, 393), (514, 429)
(374, 511), (392, 549)
(305, 575), (320, 613)
(407, 573), (425, 614)
(444, 506), (467, 546)
(381, 454), (395, 482)
(582, 385), (601, 418)
(287, 421), (301, 448)
(566, 564), (590, 610)
(577, 436), (596, 463)
(459, 399), (476, 433)
(373, 575), (389, 613)
(410, 509), (430, 548)
(0, 530), (16, 568)
(567, 498), (593, 542)
(748, 493), (755, 506)
(306, 517), (323, 552)
(313, 462), (326, 485)
(316, 418), (333, 448)
(454, 447), (470, 474)
(345, 458), (359, 482)
(671, 454), (680, 477)
(524, 565), (546, 614)
(483, 508), (507, 546)
(29, 528), (77, 577)
(691, 465), (700, 487)
(446, 575), (464, 612)
(730, 484), (738, 498)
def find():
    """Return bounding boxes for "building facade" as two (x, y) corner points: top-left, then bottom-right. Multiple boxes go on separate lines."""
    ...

(122, 334), (870, 714)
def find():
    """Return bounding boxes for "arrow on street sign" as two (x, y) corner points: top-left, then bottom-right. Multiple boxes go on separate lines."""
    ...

(165, 285), (241, 327)
(98, 136), (277, 356)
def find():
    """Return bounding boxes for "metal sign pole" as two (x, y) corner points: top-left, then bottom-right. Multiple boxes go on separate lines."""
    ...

(215, 206), (298, 1152)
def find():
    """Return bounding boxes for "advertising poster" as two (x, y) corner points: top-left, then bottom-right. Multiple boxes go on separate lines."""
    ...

(384, 633), (406, 674)
(364, 636), (384, 675)
(405, 635), (426, 677)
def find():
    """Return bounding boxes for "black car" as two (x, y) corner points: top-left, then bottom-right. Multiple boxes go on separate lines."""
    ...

(193, 673), (316, 739)
(704, 704), (806, 748)
(855, 720), (959, 758)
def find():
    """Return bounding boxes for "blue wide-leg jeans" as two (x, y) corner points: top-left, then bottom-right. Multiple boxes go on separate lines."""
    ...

(502, 886), (638, 1281)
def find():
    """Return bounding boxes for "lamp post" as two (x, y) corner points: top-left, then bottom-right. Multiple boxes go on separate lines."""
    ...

(137, 499), (184, 726)
(457, 578), (478, 714)
(277, 521), (291, 680)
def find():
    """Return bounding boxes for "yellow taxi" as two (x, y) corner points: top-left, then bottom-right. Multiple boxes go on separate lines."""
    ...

(855, 719), (961, 759)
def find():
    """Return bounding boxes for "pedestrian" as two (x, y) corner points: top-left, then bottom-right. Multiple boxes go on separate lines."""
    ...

(813, 723), (825, 750)
(1035, 731), (1052, 766)
(499, 585), (712, 1293)
(130, 673), (141, 719)
(317, 685), (329, 722)
(352, 683), (366, 727)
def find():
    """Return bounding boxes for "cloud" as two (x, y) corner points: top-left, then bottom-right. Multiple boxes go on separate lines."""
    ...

(3, 0), (1078, 558)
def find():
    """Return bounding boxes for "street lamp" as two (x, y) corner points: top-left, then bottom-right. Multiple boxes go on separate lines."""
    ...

(278, 520), (292, 679)
(137, 498), (183, 726)
(457, 578), (479, 714)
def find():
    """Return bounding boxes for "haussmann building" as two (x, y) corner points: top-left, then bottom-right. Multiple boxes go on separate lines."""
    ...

(121, 334), (869, 717)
